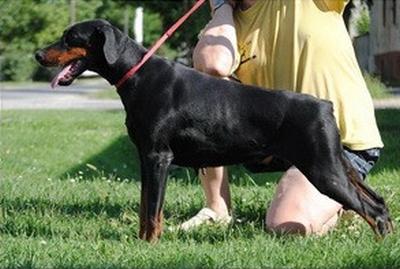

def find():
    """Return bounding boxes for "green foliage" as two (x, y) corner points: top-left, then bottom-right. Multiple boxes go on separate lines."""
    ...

(0, 0), (210, 81)
(356, 8), (371, 36)
(364, 73), (391, 99)
(1, 40), (37, 81)
(1, 109), (400, 268)
(0, 0), (69, 81)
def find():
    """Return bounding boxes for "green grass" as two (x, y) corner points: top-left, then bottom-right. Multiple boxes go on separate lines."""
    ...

(0, 81), (49, 90)
(1, 110), (400, 269)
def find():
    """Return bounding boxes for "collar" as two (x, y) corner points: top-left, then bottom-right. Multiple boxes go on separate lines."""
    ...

(115, 0), (206, 89)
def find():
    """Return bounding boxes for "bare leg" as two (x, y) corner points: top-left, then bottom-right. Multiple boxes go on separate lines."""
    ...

(193, 5), (238, 77)
(178, 167), (231, 230)
(266, 166), (342, 235)
(179, 4), (237, 230)
(200, 166), (231, 216)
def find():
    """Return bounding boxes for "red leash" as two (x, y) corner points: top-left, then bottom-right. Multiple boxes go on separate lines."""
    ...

(115, 0), (207, 89)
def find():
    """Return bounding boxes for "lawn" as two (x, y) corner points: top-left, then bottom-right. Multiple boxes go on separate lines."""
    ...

(1, 109), (399, 269)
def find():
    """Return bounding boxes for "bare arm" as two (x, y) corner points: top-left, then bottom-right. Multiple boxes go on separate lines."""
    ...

(192, 2), (238, 77)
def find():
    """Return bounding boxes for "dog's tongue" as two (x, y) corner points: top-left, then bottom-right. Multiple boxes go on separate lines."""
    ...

(51, 63), (73, 88)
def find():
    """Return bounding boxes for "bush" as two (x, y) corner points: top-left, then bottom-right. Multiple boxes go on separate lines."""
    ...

(364, 73), (391, 99)
(1, 43), (36, 81)
(356, 9), (370, 36)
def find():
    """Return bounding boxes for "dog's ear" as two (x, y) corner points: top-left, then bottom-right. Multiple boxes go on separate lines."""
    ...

(97, 25), (121, 65)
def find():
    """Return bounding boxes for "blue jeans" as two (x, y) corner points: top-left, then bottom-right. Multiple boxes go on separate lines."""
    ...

(343, 147), (381, 180)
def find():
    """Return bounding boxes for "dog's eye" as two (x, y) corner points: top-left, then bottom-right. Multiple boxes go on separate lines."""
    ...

(65, 33), (85, 48)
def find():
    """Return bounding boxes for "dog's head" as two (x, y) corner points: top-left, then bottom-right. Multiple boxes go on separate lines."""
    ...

(35, 19), (134, 88)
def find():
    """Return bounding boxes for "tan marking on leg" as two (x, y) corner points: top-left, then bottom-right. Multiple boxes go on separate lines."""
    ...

(139, 185), (148, 240)
(146, 211), (163, 243)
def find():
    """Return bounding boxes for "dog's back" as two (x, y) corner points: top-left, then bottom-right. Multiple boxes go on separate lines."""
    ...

(128, 58), (335, 169)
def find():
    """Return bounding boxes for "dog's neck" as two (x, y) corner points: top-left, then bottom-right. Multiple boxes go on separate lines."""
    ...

(92, 38), (147, 87)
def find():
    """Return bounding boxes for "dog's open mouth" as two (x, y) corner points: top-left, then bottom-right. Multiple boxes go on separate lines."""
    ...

(51, 59), (87, 88)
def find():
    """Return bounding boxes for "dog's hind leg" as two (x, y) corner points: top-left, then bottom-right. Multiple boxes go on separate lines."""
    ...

(285, 103), (393, 237)
(339, 156), (393, 236)
(299, 156), (393, 237)
(138, 149), (173, 242)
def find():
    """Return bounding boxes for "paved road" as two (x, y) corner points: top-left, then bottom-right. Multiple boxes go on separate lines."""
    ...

(1, 79), (399, 110)
(374, 86), (400, 109)
(1, 78), (123, 110)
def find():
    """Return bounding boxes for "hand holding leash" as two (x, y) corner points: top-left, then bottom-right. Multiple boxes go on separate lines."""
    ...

(209, 0), (238, 14)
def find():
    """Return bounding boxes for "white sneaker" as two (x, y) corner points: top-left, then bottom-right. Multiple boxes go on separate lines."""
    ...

(178, 208), (232, 231)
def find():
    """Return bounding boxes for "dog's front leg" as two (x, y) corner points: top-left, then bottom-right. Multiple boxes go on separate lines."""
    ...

(139, 150), (172, 242)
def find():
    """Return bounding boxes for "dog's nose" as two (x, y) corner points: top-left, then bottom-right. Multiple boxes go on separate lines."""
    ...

(35, 50), (45, 62)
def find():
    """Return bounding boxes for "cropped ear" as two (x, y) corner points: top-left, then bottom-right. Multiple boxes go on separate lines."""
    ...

(97, 25), (120, 65)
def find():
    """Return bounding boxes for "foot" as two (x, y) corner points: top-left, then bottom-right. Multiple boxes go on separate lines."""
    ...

(179, 208), (232, 231)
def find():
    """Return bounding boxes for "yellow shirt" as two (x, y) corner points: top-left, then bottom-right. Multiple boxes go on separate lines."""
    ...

(232, 0), (383, 150)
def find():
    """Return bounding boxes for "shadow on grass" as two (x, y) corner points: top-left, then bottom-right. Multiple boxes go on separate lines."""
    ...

(1, 196), (139, 219)
(60, 109), (400, 185)
(59, 135), (205, 184)
(60, 135), (282, 186)
(60, 135), (142, 182)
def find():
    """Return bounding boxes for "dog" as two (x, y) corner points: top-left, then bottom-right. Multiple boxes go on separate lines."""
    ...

(35, 19), (393, 242)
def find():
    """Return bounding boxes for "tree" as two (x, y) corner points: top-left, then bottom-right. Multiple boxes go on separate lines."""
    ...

(0, 0), (210, 81)
(0, 0), (69, 81)
(343, 0), (373, 31)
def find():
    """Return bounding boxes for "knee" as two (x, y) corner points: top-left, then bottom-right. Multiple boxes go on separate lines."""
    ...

(196, 60), (232, 78)
(193, 48), (233, 77)
(266, 217), (312, 236)
(192, 38), (235, 78)
(266, 213), (339, 236)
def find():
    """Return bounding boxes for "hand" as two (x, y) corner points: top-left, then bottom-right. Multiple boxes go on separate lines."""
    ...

(227, 0), (239, 8)
(209, 0), (237, 13)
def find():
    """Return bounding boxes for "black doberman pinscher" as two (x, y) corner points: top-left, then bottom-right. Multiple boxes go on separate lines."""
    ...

(35, 19), (393, 242)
